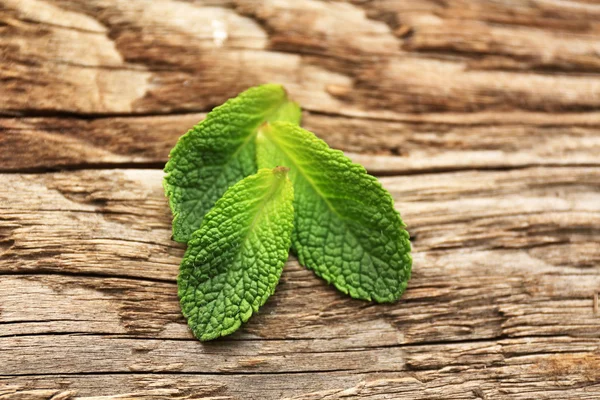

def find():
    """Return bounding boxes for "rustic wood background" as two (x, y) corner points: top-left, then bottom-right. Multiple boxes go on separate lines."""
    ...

(2, 0), (600, 399)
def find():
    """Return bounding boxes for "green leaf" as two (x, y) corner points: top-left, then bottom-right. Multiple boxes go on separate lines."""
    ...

(178, 167), (294, 341)
(256, 122), (412, 303)
(164, 84), (301, 243)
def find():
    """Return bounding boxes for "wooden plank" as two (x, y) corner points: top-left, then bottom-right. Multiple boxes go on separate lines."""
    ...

(1, 268), (599, 398)
(2, 0), (600, 398)
(2, 113), (600, 173)
(1, 338), (600, 399)
(1, 167), (599, 398)
(2, 0), (600, 117)
(2, 167), (599, 277)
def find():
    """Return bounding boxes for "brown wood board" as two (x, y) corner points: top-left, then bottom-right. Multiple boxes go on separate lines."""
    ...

(1, 0), (599, 399)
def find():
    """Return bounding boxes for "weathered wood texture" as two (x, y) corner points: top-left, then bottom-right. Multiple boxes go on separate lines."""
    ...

(1, 0), (599, 399)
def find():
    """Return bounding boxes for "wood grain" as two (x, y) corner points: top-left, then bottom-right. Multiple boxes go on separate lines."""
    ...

(1, 0), (599, 398)
(1, 168), (599, 398)
(2, 112), (600, 173)
(2, 0), (600, 117)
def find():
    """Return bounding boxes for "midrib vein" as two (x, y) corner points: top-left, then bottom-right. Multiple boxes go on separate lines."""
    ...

(259, 128), (344, 222)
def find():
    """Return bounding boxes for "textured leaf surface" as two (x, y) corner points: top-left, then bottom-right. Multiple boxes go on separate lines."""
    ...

(178, 167), (294, 341)
(257, 122), (412, 302)
(164, 84), (300, 243)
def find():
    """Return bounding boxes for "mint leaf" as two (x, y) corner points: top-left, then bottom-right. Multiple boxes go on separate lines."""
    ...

(257, 122), (412, 303)
(178, 167), (294, 341)
(164, 84), (300, 243)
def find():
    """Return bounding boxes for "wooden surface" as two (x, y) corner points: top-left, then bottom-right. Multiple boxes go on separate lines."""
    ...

(1, 0), (600, 399)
